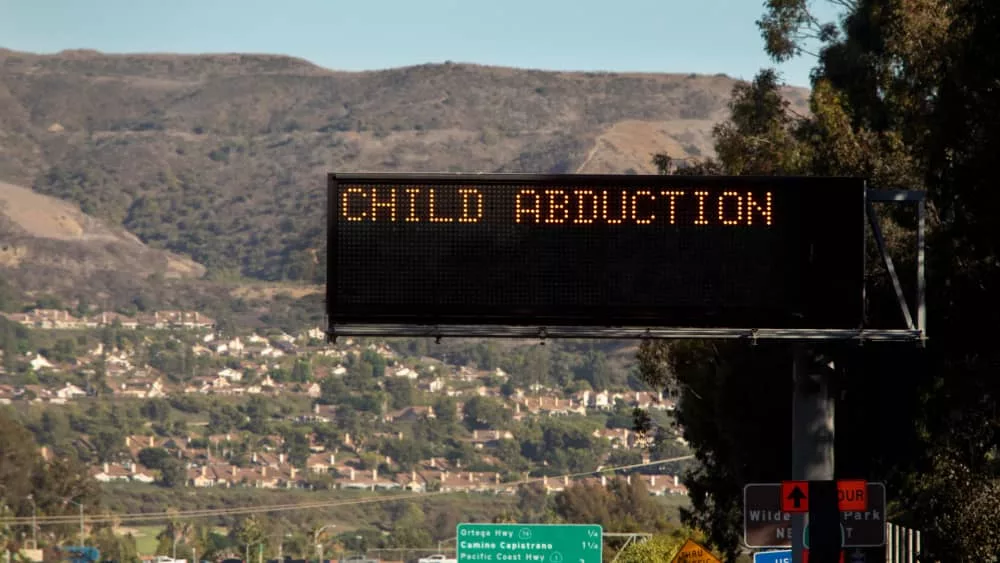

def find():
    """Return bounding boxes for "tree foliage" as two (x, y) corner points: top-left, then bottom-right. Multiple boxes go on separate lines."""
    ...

(637, 0), (1000, 559)
(614, 529), (712, 563)
(553, 477), (671, 533)
(0, 408), (100, 547)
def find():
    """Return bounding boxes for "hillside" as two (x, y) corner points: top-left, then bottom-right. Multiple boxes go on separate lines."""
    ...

(0, 180), (205, 302)
(0, 48), (810, 286)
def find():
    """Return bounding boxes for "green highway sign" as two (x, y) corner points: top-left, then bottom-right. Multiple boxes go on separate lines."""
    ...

(456, 523), (603, 563)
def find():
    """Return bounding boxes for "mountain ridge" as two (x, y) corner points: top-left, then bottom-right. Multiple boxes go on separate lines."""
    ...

(0, 48), (810, 304)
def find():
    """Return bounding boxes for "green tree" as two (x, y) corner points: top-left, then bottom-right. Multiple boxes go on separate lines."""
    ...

(242, 395), (272, 435)
(387, 503), (433, 548)
(384, 436), (429, 471)
(137, 447), (170, 470)
(574, 350), (613, 390)
(232, 515), (266, 560)
(158, 457), (186, 488)
(614, 529), (709, 563)
(0, 276), (19, 312)
(471, 342), (499, 370)
(0, 410), (99, 545)
(208, 404), (243, 433)
(320, 376), (348, 403)
(360, 349), (387, 377)
(91, 428), (127, 463)
(461, 396), (511, 430)
(157, 516), (195, 559)
(0, 409), (42, 508)
(519, 419), (607, 475)
(93, 527), (139, 563)
(552, 477), (671, 534)
(636, 1), (1000, 559)
(432, 397), (458, 425)
(517, 346), (550, 388)
(290, 359), (312, 383)
(39, 410), (73, 454)
(281, 429), (311, 468)
(385, 378), (416, 410)
(140, 399), (171, 423)
(51, 338), (76, 363)
(1, 321), (18, 372)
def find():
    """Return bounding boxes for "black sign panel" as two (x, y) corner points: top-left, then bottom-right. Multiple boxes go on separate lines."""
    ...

(743, 483), (886, 548)
(327, 173), (865, 329)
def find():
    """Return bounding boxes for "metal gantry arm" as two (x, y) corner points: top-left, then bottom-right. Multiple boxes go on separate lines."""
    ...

(866, 189), (927, 344)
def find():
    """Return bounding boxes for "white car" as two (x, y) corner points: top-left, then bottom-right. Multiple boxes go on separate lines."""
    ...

(418, 556), (457, 563)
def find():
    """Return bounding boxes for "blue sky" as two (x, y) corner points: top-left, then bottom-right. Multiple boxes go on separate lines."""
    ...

(0, 0), (842, 88)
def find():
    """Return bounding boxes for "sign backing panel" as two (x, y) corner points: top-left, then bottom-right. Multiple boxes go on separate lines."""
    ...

(328, 173), (865, 330)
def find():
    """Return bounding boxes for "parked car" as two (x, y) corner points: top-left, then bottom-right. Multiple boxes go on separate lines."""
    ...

(417, 555), (457, 563)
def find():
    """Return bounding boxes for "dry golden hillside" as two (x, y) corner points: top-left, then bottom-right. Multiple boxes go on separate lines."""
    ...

(0, 180), (205, 302)
(0, 48), (810, 290)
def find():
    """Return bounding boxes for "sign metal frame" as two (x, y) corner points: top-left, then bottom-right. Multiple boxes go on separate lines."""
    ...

(326, 173), (926, 343)
(743, 482), (887, 549)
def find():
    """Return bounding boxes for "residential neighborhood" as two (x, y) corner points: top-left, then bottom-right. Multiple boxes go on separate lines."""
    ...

(1, 307), (688, 501)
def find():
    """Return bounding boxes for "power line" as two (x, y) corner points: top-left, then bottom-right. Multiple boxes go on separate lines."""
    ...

(0, 456), (693, 526)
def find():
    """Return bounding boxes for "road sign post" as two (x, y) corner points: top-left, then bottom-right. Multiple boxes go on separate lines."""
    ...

(456, 523), (602, 563)
(789, 347), (836, 563)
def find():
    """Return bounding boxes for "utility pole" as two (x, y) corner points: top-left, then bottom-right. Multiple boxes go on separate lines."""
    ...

(28, 495), (37, 550)
(790, 345), (837, 563)
(78, 502), (85, 546)
(314, 524), (336, 563)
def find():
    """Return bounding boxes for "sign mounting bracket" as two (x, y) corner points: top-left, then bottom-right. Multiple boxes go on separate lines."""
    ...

(864, 189), (927, 345)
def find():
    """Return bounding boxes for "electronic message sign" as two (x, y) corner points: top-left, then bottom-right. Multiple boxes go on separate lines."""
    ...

(327, 173), (865, 330)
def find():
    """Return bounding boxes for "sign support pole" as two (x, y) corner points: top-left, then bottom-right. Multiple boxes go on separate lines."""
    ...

(791, 345), (836, 563)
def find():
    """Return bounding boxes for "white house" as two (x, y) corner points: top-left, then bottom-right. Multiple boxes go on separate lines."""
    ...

(55, 383), (87, 400)
(29, 355), (55, 371)
(218, 368), (243, 382)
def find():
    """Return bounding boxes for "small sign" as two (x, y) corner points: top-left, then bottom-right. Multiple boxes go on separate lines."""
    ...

(753, 550), (791, 563)
(743, 483), (887, 548)
(670, 539), (720, 563)
(836, 480), (867, 512)
(781, 481), (809, 512)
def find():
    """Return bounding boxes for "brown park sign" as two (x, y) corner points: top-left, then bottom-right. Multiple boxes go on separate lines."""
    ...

(671, 539), (721, 563)
(743, 483), (886, 548)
